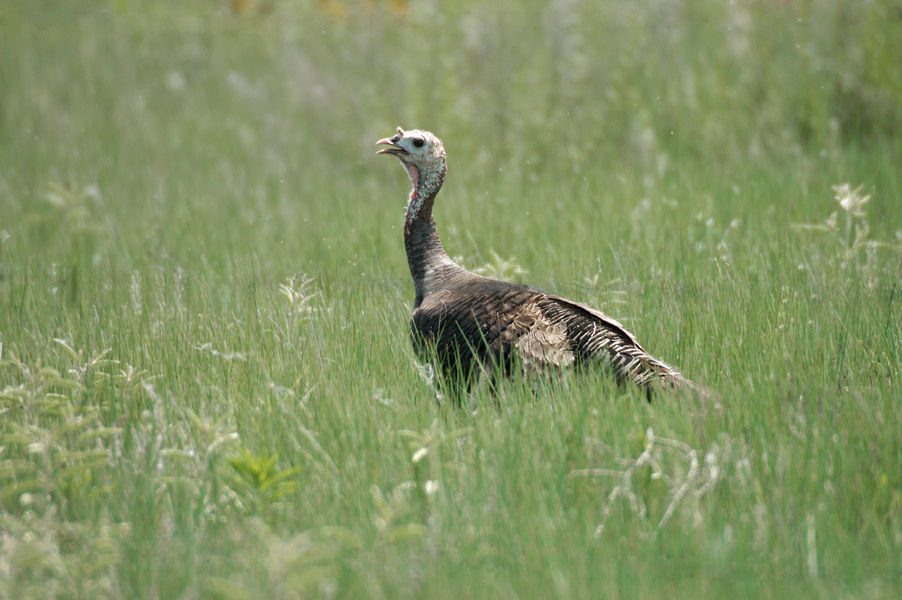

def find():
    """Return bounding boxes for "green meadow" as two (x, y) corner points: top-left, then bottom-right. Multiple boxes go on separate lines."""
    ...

(1, 1), (900, 597)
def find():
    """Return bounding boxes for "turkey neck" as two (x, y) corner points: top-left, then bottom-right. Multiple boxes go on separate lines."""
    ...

(403, 157), (462, 307)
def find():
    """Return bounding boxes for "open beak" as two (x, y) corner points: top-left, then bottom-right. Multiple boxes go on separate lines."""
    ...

(377, 128), (407, 155)
(376, 137), (406, 156)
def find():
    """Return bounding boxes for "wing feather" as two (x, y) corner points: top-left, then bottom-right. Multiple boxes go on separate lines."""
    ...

(535, 295), (690, 390)
(409, 274), (702, 395)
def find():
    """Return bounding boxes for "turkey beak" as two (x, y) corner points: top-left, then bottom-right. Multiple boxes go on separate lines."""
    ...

(376, 137), (406, 156)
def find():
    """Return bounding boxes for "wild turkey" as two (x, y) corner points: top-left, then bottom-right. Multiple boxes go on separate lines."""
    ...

(377, 127), (705, 399)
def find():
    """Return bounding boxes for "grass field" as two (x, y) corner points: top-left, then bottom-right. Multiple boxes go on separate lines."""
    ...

(1, 1), (901, 598)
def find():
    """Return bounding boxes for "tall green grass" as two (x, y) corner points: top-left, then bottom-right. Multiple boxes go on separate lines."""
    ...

(1, 1), (900, 598)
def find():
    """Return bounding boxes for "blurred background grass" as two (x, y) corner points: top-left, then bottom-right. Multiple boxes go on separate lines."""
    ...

(1, 1), (901, 598)
(3, 0), (901, 274)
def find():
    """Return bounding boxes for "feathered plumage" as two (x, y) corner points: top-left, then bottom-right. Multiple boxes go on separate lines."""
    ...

(377, 127), (705, 398)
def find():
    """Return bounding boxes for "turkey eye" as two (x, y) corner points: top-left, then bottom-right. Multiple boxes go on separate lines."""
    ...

(412, 138), (425, 148)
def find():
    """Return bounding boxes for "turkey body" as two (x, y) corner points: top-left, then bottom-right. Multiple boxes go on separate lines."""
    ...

(377, 127), (704, 398)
